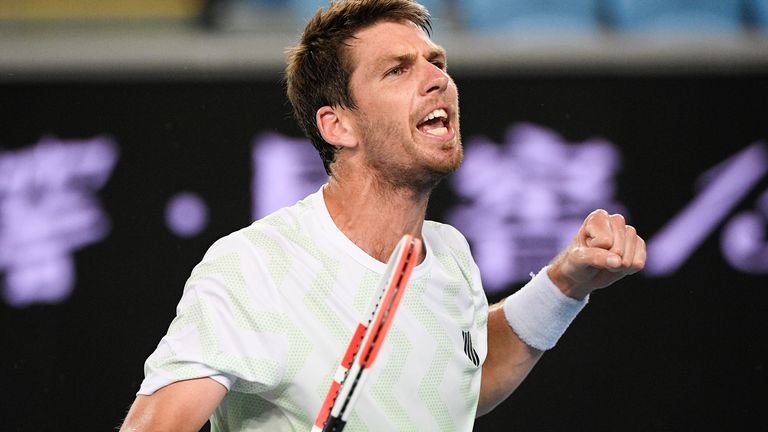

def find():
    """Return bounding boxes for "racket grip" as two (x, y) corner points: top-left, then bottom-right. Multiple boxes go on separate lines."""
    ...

(321, 416), (347, 432)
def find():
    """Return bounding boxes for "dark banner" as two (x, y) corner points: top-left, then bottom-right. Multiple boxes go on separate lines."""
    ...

(2, 75), (767, 431)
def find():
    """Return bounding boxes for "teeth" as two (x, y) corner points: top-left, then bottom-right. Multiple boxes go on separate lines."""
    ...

(425, 127), (448, 136)
(421, 108), (448, 124)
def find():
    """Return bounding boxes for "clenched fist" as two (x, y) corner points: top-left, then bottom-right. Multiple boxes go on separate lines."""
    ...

(548, 209), (646, 300)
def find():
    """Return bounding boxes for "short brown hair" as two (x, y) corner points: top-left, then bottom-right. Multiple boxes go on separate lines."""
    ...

(285, 0), (432, 175)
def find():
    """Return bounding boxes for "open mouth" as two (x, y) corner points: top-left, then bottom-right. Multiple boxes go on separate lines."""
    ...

(417, 108), (450, 138)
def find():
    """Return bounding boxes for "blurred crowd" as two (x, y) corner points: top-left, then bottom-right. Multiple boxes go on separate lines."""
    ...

(2, 0), (767, 35)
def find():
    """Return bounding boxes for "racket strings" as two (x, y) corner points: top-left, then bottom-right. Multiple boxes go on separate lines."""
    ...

(336, 239), (416, 417)
(315, 236), (421, 432)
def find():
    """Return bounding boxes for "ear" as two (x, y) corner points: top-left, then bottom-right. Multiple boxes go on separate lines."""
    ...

(316, 106), (358, 149)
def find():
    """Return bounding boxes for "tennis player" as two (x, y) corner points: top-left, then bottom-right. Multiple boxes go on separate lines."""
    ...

(120, 0), (645, 430)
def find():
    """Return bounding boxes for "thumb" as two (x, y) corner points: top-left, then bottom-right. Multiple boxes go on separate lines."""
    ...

(586, 247), (623, 271)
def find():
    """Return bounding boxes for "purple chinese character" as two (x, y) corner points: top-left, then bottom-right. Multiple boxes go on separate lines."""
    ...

(0, 136), (118, 307)
(448, 123), (625, 293)
(251, 132), (327, 219)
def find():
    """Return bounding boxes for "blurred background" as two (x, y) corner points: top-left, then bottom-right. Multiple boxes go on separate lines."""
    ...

(2, 0), (767, 431)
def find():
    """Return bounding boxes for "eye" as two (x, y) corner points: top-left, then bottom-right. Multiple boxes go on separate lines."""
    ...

(385, 66), (405, 77)
(431, 60), (446, 70)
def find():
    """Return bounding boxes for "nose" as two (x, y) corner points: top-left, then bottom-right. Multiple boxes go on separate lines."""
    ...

(419, 60), (450, 96)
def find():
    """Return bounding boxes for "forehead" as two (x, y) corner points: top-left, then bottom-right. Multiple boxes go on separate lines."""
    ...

(346, 20), (442, 73)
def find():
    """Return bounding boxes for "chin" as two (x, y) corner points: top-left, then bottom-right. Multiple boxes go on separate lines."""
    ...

(438, 140), (464, 173)
(415, 152), (463, 191)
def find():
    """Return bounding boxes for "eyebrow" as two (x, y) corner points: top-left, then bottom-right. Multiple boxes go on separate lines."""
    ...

(375, 46), (447, 72)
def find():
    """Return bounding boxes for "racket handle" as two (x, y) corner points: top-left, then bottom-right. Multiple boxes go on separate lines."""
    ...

(321, 416), (347, 432)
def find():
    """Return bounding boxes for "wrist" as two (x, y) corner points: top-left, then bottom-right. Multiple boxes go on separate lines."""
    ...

(547, 264), (590, 301)
(502, 266), (589, 351)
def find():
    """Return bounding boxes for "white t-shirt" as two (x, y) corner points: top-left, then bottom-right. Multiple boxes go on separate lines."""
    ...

(139, 187), (489, 431)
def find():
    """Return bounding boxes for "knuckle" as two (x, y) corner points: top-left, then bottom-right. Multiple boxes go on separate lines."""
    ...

(635, 251), (647, 267)
(575, 246), (591, 263)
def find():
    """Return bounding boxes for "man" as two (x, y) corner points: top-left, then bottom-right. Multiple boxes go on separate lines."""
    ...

(120, 0), (645, 430)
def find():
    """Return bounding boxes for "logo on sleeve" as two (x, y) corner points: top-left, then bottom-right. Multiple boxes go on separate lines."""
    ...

(462, 330), (480, 367)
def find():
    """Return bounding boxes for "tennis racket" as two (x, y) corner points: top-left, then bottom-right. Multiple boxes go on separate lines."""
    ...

(312, 234), (422, 432)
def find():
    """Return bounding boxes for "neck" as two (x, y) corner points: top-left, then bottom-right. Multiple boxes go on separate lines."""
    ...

(323, 173), (432, 263)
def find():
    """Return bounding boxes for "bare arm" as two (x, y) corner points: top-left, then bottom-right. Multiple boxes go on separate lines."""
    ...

(119, 377), (227, 432)
(477, 210), (646, 415)
(477, 303), (543, 416)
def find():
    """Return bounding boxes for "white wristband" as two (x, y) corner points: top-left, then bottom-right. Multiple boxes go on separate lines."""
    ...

(502, 266), (589, 351)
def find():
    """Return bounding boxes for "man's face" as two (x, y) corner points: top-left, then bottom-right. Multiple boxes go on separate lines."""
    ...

(345, 20), (462, 189)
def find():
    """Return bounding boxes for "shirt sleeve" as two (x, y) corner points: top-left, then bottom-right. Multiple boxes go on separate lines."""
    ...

(138, 232), (288, 396)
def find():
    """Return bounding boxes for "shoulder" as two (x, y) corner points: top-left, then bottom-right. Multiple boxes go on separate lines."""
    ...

(423, 220), (482, 288)
(205, 193), (318, 262)
(423, 220), (472, 255)
(188, 195), (320, 298)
